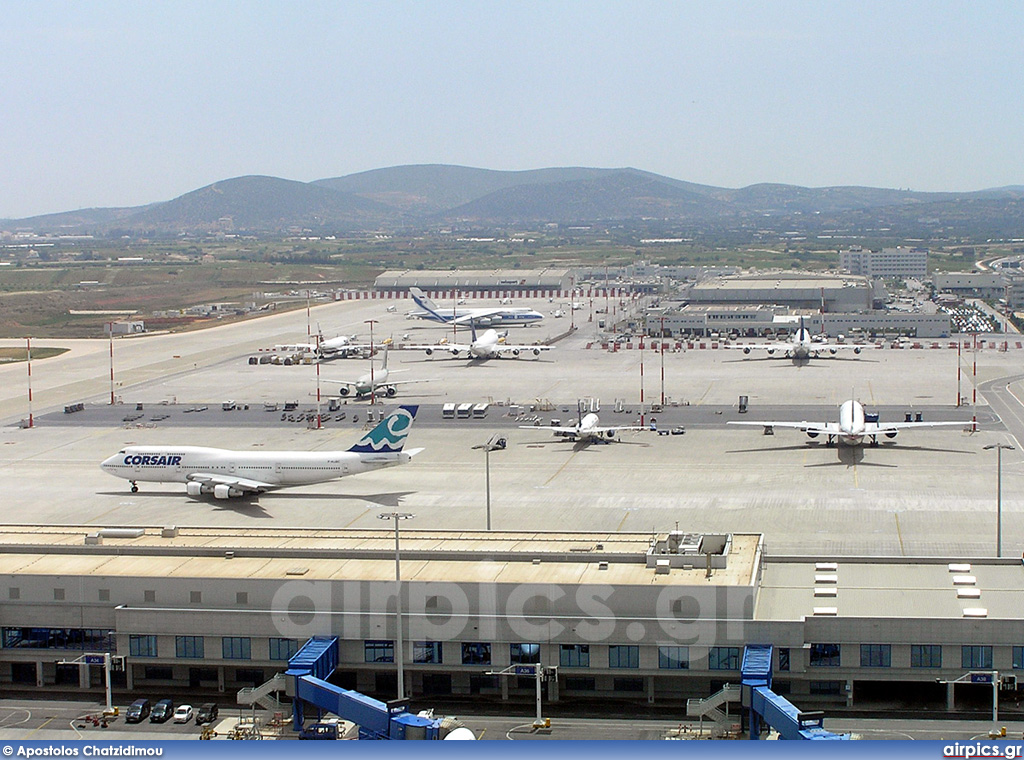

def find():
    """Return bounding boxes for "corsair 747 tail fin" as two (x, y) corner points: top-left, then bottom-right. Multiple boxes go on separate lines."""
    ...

(348, 405), (419, 454)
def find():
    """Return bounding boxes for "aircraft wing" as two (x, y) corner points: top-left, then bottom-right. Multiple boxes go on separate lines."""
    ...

(185, 473), (275, 493)
(728, 420), (841, 435)
(452, 310), (504, 325)
(403, 342), (472, 354)
(721, 343), (781, 351)
(866, 421), (969, 435)
(519, 425), (583, 435)
(495, 344), (552, 356)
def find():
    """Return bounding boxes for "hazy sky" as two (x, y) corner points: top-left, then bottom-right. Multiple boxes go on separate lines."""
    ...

(3, 1), (1023, 218)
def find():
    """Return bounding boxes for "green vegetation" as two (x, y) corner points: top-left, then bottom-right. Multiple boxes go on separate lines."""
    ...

(0, 233), (1013, 338)
(0, 347), (69, 363)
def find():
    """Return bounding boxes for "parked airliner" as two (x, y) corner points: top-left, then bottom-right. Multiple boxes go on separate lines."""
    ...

(408, 322), (552, 360)
(522, 409), (647, 443)
(407, 287), (544, 327)
(729, 399), (967, 447)
(725, 317), (868, 361)
(100, 406), (421, 498)
(327, 346), (425, 398)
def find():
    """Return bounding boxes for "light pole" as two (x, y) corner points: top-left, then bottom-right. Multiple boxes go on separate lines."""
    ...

(365, 319), (378, 406)
(472, 436), (507, 530)
(659, 314), (666, 407)
(983, 443), (1014, 557)
(378, 511), (413, 699)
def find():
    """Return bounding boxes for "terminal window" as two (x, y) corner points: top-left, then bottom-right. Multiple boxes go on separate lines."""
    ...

(962, 645), (993, 669)
(269, 638), (298, 661)
(1014, 646), (1024, 669)
(365, 640), (394, 663)
(129, 634), (158, 658)
(658, 646), (689, 670)
(778, 648), (790, 672)
(911, 644), (942, 668)
(609, 645), (640, 669)
(222, 636), (251, 660)
(175, 636), (204, 659)
(3, 627), (113, 651)
(510, 643), (541, 664)
(560, 644), (590, 668)
(809, 643), (840, 667)
(708, 647), (740, 671)
(461, 642), (491, 666)
(413, 641), (442, 664)
(860, 644), (891, 668)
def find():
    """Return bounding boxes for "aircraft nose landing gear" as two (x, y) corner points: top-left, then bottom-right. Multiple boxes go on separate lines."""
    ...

(130, 481), (139, 493)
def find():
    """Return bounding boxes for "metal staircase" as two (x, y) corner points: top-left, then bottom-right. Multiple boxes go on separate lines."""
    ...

(237, 671), (287, 713)
(686, 683), (741, 727)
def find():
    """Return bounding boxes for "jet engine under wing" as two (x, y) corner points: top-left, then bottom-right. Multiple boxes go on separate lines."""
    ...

(495, 343), (551, 357)
(185, 472), (276, 495)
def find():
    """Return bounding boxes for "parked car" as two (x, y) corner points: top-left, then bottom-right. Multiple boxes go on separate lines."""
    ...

(173, 704), (194, 724)
(196, 703), (219, 725)
(149, 699), (174, 723)
(125, 699), (150, 724)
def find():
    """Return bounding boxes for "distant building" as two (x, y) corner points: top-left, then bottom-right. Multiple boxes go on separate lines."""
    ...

(841, 246), (928, 279)
(686, 273), (881, 312)
(104, 320), (145, 336)
(650, 306), (950, 339)
(933, 273), (1005, 300)
(374, 269), (572, 294)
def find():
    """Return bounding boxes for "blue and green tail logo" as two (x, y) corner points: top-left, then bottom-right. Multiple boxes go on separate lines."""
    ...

(348, 405), (418, 453)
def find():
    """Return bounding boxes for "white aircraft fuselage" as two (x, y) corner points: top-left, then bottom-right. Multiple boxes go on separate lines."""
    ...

(101, 405), (421, 499)
(102, 447), (412, 492)
(836, 399), (867, 446)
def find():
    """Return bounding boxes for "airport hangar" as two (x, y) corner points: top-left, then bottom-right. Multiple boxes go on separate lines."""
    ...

(0, 525), (1020, 713)
(0, 294), (1021, 714)
(373, 269), (573, 295)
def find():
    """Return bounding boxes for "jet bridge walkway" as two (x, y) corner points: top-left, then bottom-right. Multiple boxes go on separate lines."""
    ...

(741, 644), (849, 741)
(285, 636), (446, 740)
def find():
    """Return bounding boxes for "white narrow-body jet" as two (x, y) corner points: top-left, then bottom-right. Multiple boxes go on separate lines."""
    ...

(728, 399), (967, 447)
(100, 405), (422, 498)
(326, 346), (426, 398)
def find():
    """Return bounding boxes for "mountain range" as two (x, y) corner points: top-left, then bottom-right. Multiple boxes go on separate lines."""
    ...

(4, 165), (1024, 239)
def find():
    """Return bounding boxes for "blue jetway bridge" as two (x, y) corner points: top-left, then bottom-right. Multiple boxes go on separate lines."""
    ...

(285, 636), (470, 740)
(742, 644), (849, 741)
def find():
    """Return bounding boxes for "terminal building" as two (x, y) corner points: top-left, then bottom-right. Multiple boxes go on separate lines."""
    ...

(841, 246), (929, 279)
(650, 306), (951, 339)
(0, 525), (1019, 713)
